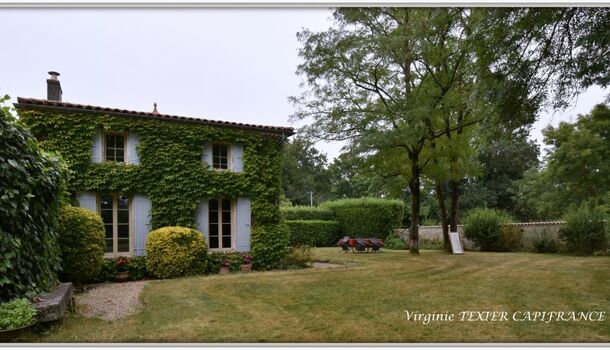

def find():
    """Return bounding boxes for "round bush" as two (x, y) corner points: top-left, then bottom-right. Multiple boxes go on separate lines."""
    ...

(322, 198), (404, 239)
(145, 226), (208, 279)
(0, 99), (64, 301)
(286, 220), (341, 247)
(463, 208), (517, 252)
(251, 222), (290, 270)
(560, 206), (608, 256)
(57, 205), (105, 283)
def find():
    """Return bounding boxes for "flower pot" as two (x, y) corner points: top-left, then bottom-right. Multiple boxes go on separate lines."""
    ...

(114, 270), (130, 282)
(0, 321), (36, 342)
(219, 266), (230, 275)
(240, 264), (252, 273)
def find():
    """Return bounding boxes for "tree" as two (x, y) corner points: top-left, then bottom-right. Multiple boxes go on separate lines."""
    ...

(281, 136), (332, 205)
(475, 8), (610, 110)
(292, 8), (484, 253)
(515, 104), (610, 218)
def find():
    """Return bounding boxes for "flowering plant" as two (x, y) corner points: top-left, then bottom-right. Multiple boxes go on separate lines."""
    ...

(116, 256), (130, 272)
(221, 259), (232, 267)
(242, 254), (252, 265)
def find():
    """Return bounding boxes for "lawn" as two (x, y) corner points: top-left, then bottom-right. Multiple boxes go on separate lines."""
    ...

(22, 249), (610, 343)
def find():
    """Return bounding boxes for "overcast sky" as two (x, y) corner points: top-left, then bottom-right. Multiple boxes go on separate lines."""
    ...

(1, 8), (607, 161)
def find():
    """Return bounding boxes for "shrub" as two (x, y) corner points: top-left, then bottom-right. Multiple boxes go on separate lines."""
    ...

(284, 246), (312, 268)
(285, 220), (341, 247)
(145, 226), (208, 279)
(57, 205), (105, 284)
(559, 206), (608, 256)
(322, 198), (404, 239)
(384, 234), (406, 250)
(0, 97), (64, 301)
(463, 208), (518, 252)
(251, 222), (290, 270)
(532, 231), (559, 253)
(207, 251), (244, 273)
(281, 206), (334, 221)
(127, 256), (149, 280)
(0, 298), (37, 330)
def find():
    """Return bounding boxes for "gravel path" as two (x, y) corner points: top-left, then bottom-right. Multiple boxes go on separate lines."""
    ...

(75, 281), (146, 321)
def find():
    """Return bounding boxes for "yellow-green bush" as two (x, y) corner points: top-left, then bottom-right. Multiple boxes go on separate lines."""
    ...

(145, 226), (208, 279)
(57, 206), (105, 284)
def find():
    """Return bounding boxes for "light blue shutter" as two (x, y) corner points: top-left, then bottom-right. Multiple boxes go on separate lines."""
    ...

(133, 194), (151, 256)
(127, 133), (139, 165)
(196, 199), (209, 243)
(235, 197), (251, 252)
(232, 144), (244, 172)
(76, 192), (97, 212)
(202, 143), (213, 167)
(91, 129), (103, 163)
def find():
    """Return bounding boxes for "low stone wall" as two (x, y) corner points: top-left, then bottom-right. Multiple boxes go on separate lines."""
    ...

(33, 282), (73, 322)
(395, 221), (565, 251)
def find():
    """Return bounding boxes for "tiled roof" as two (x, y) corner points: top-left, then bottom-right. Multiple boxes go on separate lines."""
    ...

(15, 97), (295, 136)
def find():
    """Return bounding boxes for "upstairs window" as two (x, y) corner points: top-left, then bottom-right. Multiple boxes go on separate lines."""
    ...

(105, 133), (125, 162)
(212, 144), (229, 169)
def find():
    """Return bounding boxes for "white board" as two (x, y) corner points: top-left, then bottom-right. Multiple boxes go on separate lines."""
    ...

(449, 231), (464, 254)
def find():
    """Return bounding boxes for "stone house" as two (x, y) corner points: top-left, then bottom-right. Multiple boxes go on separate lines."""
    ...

(16, 72), (294, 257)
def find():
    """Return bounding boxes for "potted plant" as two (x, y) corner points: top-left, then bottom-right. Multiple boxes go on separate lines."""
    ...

(240, 254), (253, 272)
(114, 256), (130, 282)
(0, 298), (37, 342)
(219, 259), (231, 275)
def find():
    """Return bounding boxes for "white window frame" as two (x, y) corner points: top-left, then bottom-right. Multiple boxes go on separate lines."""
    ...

(208, 197), (236, 251)
(98, 193), (134, 257)
(211, 143), (232, 171)
(103, 132), (127, 163)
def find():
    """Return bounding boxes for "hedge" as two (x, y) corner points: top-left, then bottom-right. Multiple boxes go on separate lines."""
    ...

(322, 198), (404, 239)
(560, 206), (608, 256)
(286, 220), (341, 247)
(281, 206), (334, 221)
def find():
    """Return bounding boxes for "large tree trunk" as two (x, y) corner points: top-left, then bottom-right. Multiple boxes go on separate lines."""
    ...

(408, 155), (421, 255)
(449, 179), (460, 232)
(435, 181), (451, 252)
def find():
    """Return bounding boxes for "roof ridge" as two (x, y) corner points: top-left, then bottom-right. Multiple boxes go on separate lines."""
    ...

(15, 97), (295, 135)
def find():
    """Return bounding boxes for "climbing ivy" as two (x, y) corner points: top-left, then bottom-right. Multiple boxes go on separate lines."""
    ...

(17, 109), (285, 229)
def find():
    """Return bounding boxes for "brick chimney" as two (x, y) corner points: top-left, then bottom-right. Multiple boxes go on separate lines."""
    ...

(47, 71), (62, 101)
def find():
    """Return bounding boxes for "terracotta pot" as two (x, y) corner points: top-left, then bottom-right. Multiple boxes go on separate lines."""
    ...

(219, 266), (230, 275)
(240, 264), (252, 273)
(114, 270), (130, 282)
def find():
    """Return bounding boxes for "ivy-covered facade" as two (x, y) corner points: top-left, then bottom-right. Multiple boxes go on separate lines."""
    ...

(16, 84), (293, 258)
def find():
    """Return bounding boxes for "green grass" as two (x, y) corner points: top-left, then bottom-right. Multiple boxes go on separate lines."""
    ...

(21, 249), (610, 342)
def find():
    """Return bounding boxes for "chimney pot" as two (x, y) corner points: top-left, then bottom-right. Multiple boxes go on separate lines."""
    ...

(46, 71), (62, 101)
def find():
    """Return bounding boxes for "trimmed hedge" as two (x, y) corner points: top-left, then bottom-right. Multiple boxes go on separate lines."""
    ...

(281, 206), (334, 221)
(322, 198), (404, 239)
(286, 220), (341, 247)
(145, 226), (208, 279)
(57, 206), (106, 284)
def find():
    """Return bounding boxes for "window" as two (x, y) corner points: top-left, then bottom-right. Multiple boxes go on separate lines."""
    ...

(212, 144), (229, 169)
(100, 193), (130, 255)
(105, 133), (125, 162)
(209, 198), (232, 249)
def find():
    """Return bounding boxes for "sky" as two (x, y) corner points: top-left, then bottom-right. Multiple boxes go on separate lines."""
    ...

(0, 8), (607, 161)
